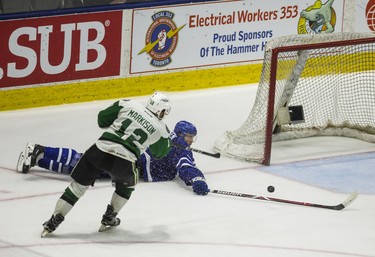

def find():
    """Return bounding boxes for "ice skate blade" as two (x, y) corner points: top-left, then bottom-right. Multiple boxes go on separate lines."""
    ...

(41, 229), (51, 238)
(16, 152), (24, 173)
(99, 224), (116, 232)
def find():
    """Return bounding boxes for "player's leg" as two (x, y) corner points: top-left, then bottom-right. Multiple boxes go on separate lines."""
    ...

(38, 147), (82, 174)
(41, 145), (101, 237)
(98, 156), (137, 232)
(41, 180), (89, 237)
(17, 145), (82, 175)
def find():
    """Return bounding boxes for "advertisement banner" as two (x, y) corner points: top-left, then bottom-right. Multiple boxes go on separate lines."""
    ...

(0, 11), (123, 89)
(356, 0), (375, 32)
(131, 0), (344, 74)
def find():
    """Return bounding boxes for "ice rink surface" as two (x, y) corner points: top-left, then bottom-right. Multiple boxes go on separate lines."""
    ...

(1, 85), (374, 257)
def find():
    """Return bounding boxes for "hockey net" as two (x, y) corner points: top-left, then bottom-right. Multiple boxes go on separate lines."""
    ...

(214, 32), (375, 165)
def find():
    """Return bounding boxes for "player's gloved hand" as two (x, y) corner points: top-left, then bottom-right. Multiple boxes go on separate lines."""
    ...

(192, 179), (209, 196)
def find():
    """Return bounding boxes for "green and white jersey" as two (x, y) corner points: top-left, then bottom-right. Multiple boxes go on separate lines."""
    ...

(96, 99), (171, 162)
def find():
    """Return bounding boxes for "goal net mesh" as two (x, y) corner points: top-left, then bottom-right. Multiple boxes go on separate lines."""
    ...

(214, 32), (375, 165)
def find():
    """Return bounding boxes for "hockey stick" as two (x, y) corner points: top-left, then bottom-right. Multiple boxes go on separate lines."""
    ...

(172, 143), (221, 158)
(210, 189), (358, 210)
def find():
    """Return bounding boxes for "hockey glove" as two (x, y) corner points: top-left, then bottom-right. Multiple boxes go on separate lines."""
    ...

(192, 178), (209, 196)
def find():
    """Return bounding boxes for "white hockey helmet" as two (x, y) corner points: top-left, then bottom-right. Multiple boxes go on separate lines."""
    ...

(146, 92), (171, 120)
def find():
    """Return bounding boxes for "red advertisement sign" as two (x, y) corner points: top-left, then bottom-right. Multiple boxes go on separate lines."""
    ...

(0, 11), (122, 89)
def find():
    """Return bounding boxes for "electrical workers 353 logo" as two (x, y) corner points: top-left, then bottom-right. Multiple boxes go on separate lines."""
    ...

(297, 0), (336, 34)
(138, 11), (185, 67)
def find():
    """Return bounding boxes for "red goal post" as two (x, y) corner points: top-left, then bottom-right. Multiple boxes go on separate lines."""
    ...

(214, 32), (375, 165)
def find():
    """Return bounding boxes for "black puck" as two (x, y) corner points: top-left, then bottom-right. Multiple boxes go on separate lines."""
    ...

(267, 186), (275, 193)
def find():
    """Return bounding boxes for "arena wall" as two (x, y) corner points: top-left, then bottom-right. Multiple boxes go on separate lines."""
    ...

(0, 0), (372, 111)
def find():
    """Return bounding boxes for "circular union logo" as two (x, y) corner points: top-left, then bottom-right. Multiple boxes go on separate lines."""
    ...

(140, 11), (182, 67)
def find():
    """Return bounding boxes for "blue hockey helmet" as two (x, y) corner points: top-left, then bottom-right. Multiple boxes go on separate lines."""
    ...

(173, 120), (197, 137)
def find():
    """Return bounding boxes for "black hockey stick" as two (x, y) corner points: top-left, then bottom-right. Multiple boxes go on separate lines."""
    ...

(210, 189), (358, 210)
(172, 143), (221, 158)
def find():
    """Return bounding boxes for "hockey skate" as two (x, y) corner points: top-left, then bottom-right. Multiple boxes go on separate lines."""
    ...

(19, 143), (45, 173)
(41, 213), (65, 237)
(99, 204), (121, 232)
(16, 152), (26, 173)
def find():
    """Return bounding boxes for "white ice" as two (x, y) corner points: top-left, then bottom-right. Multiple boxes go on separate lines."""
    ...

(0, 85), (374, 257)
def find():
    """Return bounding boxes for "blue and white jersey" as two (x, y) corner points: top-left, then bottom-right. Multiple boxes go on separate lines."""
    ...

(137, 134), (205, 185)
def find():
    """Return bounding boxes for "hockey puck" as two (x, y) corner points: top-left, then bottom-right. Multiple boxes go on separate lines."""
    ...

(267, 186), (275, 193)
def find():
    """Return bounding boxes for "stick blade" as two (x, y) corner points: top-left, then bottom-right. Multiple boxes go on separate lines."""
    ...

(342, 191), (358, 208)
(212, 152), (221, 158)
(334, 191), (358, 210)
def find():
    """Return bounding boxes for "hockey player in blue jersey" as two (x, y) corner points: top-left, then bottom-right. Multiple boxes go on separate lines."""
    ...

(139, 120), (209, 196)
(17, 120), (210, 196)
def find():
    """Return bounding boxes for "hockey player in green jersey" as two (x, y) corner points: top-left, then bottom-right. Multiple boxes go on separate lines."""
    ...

(41, 92), (172, 237)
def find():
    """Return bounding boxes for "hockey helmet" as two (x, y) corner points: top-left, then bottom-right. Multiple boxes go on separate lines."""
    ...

(146, 92), (171, 120)
(174, 120), (197, 137)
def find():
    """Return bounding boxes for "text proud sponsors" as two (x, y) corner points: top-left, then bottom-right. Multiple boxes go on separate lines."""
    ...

(213, 30), (273, 43)
(0, 11), (122, 89)
(200, 30), (272, 58)
(189, 6), (298, 28)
